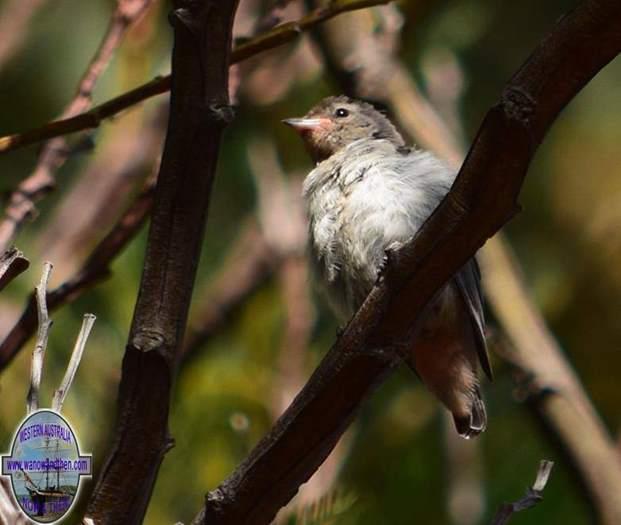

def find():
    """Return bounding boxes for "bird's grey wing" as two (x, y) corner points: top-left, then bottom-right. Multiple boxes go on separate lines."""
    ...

(454, 258), (493, 380)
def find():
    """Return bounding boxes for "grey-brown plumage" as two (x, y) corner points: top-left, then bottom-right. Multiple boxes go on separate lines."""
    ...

(284, 96), (491, 438)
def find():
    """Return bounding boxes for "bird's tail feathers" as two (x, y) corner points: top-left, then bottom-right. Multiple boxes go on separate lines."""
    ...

(453, 388), (487, 439)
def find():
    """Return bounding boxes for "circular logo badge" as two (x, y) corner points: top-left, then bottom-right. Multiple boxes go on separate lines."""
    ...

(1, 410), (92, 523)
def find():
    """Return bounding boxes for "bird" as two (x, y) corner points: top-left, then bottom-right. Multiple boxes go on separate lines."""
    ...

(283, 95), (492, 439)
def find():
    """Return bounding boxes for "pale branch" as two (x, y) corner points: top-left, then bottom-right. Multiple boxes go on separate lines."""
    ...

(491, 460), (554, 525)
(26, 262), (53, 414)
(84, 1), (240, 523)
(310, 4), (621, 523)
(0, 0), (394, 155)
(190, 2), (621, 523)
(0, 247), (29, 292)
(52, 313), (97, 412)
(0, 177), (155, 371)
(0, 0), (155, 253)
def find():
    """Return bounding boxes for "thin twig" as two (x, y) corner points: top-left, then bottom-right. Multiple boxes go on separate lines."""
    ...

(26, 262), (53, 414)
(491, 460), (554, 525)
(51, 313), (97, 412)
(0, 0), (394, 155)
(0, 247), (29, 292)
(0, 0), (155, 252)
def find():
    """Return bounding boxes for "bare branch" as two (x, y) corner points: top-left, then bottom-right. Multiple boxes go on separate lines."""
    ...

(0, 247), (29, 292)
(0, 176), (154, 371)
(51, 313), (97, 412)
(26, 262), (53, 414)
(84, 1), (240, 522)
(189, 2), (621, 523)
(0, 0), (395, 155)
(0, 0), (155, 252)
(491, 460), (554, 525)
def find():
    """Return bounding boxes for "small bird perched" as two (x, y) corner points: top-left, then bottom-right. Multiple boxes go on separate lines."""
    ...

(284, 96), (492, 438)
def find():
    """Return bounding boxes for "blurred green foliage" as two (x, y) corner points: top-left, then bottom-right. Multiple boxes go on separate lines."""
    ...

(0, 0), (619, 524)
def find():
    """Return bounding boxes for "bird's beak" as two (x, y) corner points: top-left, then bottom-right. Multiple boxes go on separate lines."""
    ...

(282, 118), (328, 132)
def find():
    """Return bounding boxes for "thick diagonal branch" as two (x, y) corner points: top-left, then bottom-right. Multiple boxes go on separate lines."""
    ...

(83, 1), (240, 523)
(191, 2), (621, 524)
(310, 4), (621, 523)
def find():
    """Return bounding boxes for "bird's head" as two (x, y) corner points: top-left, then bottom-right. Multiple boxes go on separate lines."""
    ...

(283, 96), (404, 163)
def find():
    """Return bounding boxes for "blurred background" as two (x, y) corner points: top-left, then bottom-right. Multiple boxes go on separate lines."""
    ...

(0, 0), (620, 523)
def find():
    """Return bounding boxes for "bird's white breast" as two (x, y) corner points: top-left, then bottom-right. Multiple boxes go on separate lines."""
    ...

(303, 139), (455, 318)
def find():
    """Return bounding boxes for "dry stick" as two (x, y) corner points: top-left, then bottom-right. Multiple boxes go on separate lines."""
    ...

(26, 262), (53, 414)
(0, 247), (29, 292)
(0, 0), (155, 253)
(312, 4), (621, 523)
(0, 0), (48, 71)
(189, 2), (621, 524)
(83, 1), (240, 523)
(51, 313), (97, 412)
(0, 178), (155, 370)
(0, 0), (395, 155)
(490, 460), (554, 525)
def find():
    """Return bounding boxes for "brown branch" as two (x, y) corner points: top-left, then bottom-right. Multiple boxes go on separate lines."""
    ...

(0, 0), (155, 253)
(310, 4), (621, 523)
(189, 2), (621, 523)
(490, 460), (554, 525)
(0, 247), (29, 292)
(0, 178), (155, 371)
(0, 0), (394, 155)
(83, 1), (240, 523)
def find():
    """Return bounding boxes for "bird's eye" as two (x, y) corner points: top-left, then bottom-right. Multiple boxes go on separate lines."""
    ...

(335, 108), (349, 118)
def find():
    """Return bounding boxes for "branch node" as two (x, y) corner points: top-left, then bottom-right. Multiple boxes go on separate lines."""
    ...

(170, 2), (211, 37)
(208, 102), (235, 125)
(501, 86), (537, 125)
(131, 328), (165, 352)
